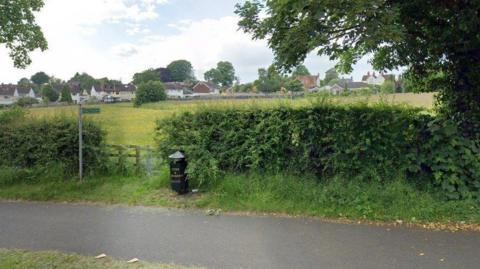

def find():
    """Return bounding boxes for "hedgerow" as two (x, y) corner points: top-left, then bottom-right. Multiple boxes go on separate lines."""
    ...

(156, 103), (480, 200)
(0, 113), (107, 177)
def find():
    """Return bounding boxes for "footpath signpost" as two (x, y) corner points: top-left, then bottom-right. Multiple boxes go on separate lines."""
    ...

(78, 104), (101, 181)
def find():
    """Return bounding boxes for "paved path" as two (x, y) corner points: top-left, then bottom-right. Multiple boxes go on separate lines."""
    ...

(0, 201), (479, 269)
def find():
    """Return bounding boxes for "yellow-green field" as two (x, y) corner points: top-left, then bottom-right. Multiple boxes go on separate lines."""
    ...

(28, 92), (436, 145)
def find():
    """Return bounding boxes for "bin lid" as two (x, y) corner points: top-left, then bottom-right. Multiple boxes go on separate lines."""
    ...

(169, 151), (185, 159)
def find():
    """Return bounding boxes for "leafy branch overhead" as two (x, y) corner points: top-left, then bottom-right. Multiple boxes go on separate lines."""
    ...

(0, 0), (48, 68)
(235, 0), (480, 139)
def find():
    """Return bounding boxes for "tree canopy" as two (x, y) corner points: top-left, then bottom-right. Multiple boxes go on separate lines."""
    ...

(0, 0), (48, 68)
(41, 84), (59, 102)
(69, 73), (96, 92)
(291, 65), (310, 76)
(167, 60), (194, 82)
(31, 72), (50, 85)
(204, 61), (236, 87)
(236, 0), (480, 138)
(60, 85), (73, 103)
(132, 69), (161, 85)
(134, 81), (167, 107)
(323, 68), (339, 86)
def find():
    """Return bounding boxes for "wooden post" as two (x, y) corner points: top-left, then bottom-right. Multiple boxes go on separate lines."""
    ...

(78, 104), (83, 181)
(135, 145), (141, 172)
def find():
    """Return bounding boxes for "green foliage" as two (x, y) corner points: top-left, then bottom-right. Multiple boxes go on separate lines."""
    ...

(254, 65), (283, 92)
(18, 77), (34, 89)
(41, 84), (59, 102)
(0, 117), (107, 177)
(0, 107), (27, 125)
(284, 79), (304, 92)
(323, 68), (339, 85)
(235, 0), (480, 139)
(0, 0), (48, 68)
(16, 97), (39, 107)
(31, 72), (50, 85)
(291, 64), (310, 76)
(380, 80), (395, 94)
(204, 61), (236, 87)
(69, 72), (96, 92)
(157, 104), (480, 199)
(409, 118), (480, 200)
(60, 85), (73, 103)
(132, 68), (161, 85)
(167, 60), (194, 82)
(201, 173), (480, 223)
(134, 81), (167, 107)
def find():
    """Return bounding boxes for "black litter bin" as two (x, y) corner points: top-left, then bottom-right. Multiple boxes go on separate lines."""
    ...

(169, 151), (189, 194)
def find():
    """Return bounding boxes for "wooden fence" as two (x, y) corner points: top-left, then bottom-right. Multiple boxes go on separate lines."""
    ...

(107, 144), (155, 171)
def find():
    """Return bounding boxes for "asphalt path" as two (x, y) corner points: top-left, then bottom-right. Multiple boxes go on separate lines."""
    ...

(0, 201), (479, 269)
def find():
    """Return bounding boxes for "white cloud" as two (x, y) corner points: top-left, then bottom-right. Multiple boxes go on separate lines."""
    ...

(0, 1), (388, 84)
(112, 44), (139, 57)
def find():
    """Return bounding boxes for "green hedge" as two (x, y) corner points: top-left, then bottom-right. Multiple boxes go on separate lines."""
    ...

(156, 104), (480, 200)
(0, 116), (106, 175)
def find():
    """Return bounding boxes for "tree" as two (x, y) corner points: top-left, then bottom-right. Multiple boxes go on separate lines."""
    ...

(16, 97), (39, 107)
(60, 85), (73, 103)
(69, 72), (96, 92)
(204, 61), (236, 87)
(380, 80), (396, 94)
(284, 79), (304, 92)
(0, 0), (48, 68)
(254, 65), (283, 93)
(167, 60), (194, 82)
(41, 84), (59, 102)
(134, 81), (167, 107)
(323, 68), (339, 86)
(17, 78), (33, 89)
(292, 65), (310, 76)
(132, 68), (161, 85)
(157, 68), (173, 82)
(236, 0), (480, 138)
(31, 72), (50, 85)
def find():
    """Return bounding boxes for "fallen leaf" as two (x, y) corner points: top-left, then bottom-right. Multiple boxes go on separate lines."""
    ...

(127, 258), (139, 263)
(95, 253), (107, 259)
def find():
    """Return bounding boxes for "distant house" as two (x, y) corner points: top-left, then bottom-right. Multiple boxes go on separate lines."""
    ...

(192, 82), (220, 96)
(164, 82), (190, 99)
(0, 84), (37, 105)
(361, 72), (395, 85)
(85, 84), (136, 102)
(102, 84), (136, 101)
(329, 81), (369, 95)
(296, 75), (320, 89)
(0, 84), (17, 105)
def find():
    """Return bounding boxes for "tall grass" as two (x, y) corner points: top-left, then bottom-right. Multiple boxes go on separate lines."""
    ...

(198, 173), (480, 223)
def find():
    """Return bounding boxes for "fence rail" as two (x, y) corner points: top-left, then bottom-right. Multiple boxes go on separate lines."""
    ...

(107, 144), (155, 171)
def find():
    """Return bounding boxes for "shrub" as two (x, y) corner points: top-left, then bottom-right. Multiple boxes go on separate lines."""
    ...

(156, 103), (480, 199)
(134, 81), (166, 107)
(0, 116), (107, 176)
(16, 97), (39, 107)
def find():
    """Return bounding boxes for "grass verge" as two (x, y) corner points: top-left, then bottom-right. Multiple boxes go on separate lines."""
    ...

(0, 169), (479, 227)
(0, 249), (203, 269)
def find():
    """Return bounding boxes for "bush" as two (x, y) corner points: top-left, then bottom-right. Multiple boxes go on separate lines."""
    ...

(0, 116), (107, 177)
(16, 97), (39, 107)
(134, 81), (166, 107)
(156, 103), (480, 199)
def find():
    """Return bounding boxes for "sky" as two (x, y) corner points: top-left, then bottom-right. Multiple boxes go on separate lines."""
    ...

(0, 0), (395, 84)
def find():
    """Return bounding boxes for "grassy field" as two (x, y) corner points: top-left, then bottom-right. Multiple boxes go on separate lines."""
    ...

(0, 249), (203, 269)
(27, 93), (436, 145)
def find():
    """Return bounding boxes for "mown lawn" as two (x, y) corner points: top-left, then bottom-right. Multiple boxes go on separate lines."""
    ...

(27, 93), (436, 145)
(0, 249), (203, 269)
